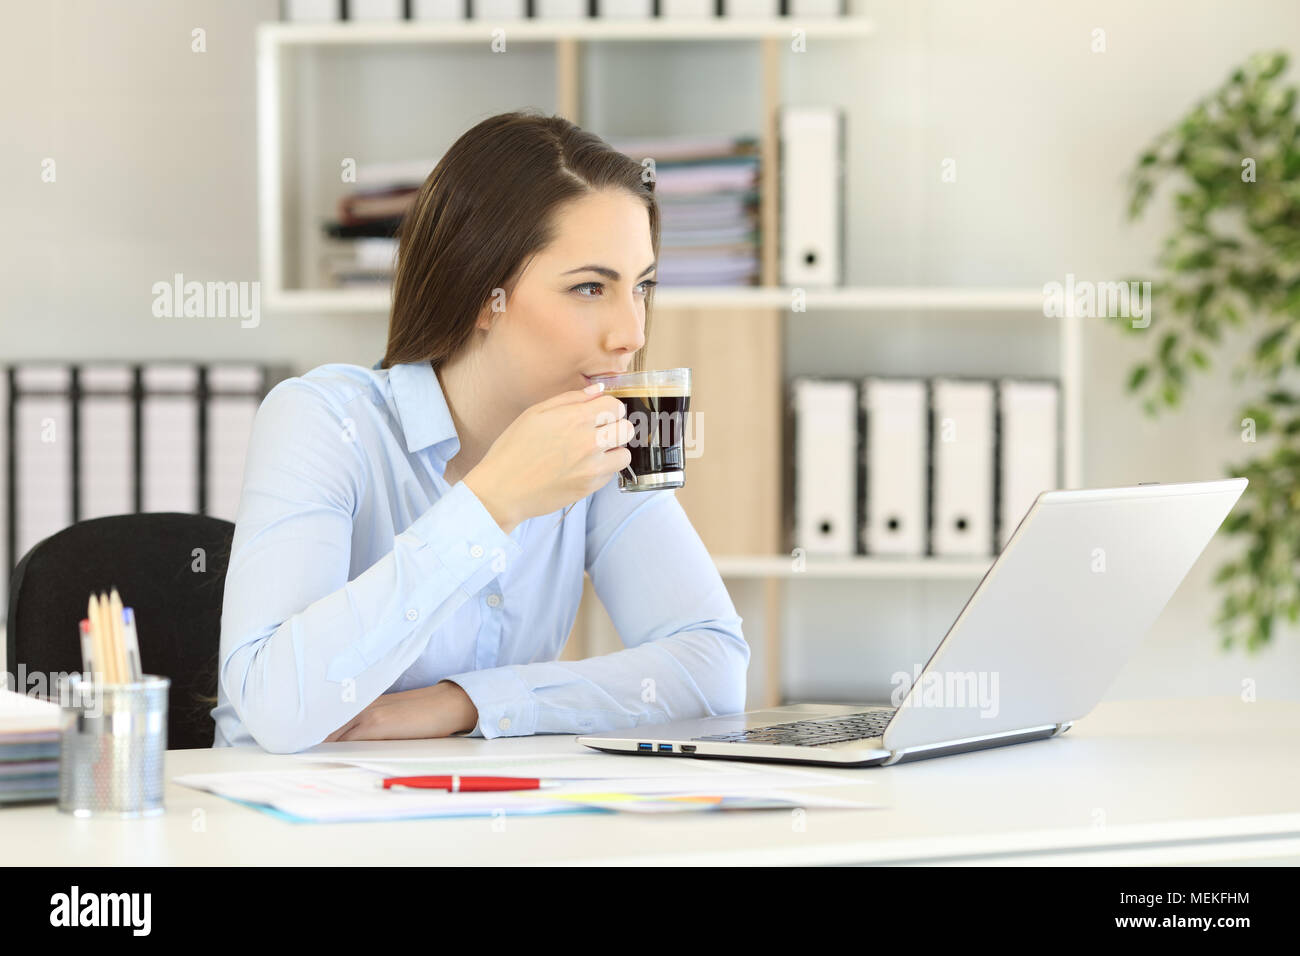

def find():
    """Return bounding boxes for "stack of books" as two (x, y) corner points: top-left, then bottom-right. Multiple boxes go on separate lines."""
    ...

(321, 158), (435, 288)
(317, 135), (763, 290)
(608, 133), (761, 287)
(0, 687), (62, 806)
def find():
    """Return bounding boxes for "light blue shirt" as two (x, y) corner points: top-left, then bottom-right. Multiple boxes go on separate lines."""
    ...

(211, 359), (749, 753)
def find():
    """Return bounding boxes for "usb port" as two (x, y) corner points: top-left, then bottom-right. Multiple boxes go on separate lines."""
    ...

(658, 744), (673, 752)
(680, 744), (696, 753)
(638, 742), (652, 751)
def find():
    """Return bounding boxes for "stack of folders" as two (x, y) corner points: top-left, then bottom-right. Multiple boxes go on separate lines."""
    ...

(790, 376), (1061, 559)
(608, 132), (762, 286)
(1, 362), (284, 625)
(0, 688), (62, 806)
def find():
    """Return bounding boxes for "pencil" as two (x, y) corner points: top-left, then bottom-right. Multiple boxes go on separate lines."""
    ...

(105, 590), (123, 683)
(109, 588), (126, 683)
(87, 593), (106, 685)
(96, 591), (118, 684)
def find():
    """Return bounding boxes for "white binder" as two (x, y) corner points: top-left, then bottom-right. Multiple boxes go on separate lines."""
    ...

(535, 0), (588, 15)
(141, 364), (199, 514)
(411, 0), (463, 18)
(723, 0), (778, 15)
(282, 0), (342, 21)
(596, 0), (653, 15)
(779, 106), (843, 287)
(13, 366), (73, 563)
(792, 378), (857, 556)
(861, 378), (928, 556)
(348, 0), (405, 19)
(788, 0), (841, 13)
(471, 0), (526, 16)
(997, 379), (1060, 550)
(930, 378), (995, 557)
(207, 365), (265, 523)
(661, 0), (712, 15)
(79, 365), (135, 521)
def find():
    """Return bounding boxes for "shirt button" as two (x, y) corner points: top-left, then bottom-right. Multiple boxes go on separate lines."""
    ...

(469, 544), (484, 558)
(486, 594), (501, 608)
(405, 608), (418, 621)
(498, 717), (511, 731)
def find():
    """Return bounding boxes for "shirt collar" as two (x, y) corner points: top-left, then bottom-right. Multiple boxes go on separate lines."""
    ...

(387, 359), (460, 459)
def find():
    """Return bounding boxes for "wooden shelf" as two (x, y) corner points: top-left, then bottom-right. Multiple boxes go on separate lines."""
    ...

(711, 555), (993, 579)
(261, 17), (878, 45)
(264, 285), (1049, 314)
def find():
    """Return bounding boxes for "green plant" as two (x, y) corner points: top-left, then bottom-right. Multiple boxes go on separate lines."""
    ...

(1113, 50), (1300, 652)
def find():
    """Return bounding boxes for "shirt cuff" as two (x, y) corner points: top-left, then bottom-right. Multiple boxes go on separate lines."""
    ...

(443, 667), (536, 739)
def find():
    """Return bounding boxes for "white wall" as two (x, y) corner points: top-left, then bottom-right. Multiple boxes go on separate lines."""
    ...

(2, 0), (1297, 700)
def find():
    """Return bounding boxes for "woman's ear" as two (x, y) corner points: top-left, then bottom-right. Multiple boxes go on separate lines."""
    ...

(477, 286), (509, 332)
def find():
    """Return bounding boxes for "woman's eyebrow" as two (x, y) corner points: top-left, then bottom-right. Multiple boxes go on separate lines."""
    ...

(562, 262), (657, 281)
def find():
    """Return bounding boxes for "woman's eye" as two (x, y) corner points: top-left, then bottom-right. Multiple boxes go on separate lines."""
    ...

(570, 279), (656, 297)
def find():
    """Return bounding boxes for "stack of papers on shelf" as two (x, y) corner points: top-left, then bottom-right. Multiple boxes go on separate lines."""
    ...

(608, 133), (762, 287)
(0, 688), (63, 806)
(175, 752), (880, 823)
(320, 157), (436, 286)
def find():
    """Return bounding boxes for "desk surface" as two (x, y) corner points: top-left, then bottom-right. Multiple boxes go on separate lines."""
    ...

(7, 696), (1300, 866)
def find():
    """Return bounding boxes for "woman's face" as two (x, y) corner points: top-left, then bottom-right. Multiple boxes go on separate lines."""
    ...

(479, 187), (656, 408)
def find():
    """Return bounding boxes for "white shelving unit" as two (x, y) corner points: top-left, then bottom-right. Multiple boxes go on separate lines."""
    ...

(257, 284), (1050, 315)
(255, 16), (1084, 705)
(254, 14), (1084, 571)
(256, 17), (877, 312)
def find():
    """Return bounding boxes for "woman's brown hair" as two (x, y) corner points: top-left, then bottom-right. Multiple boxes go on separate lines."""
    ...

(379, 109), (660, 373)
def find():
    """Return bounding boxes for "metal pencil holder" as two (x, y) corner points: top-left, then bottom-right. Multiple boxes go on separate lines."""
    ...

(57, 674), (169, 818)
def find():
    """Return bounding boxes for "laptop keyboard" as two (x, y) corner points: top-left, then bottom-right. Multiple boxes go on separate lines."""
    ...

(692, 709), (896, 747)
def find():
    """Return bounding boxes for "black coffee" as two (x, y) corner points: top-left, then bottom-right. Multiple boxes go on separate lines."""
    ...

(608, 388), (692, 477)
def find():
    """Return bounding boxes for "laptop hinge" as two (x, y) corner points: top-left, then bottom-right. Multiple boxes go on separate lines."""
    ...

(880, 750), (906, 766)
(1050, 721), (1073, 737)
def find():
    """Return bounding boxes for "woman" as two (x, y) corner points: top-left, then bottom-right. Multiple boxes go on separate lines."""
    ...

(211, 110), (749, 753)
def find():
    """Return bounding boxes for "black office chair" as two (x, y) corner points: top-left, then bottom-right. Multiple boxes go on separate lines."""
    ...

(6, 513), (235, 750)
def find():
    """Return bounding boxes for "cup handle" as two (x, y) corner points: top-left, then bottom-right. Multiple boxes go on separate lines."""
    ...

(620, 464), (637, 483)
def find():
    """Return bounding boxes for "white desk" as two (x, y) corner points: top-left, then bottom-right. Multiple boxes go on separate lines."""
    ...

(6, 696), (1299, 865)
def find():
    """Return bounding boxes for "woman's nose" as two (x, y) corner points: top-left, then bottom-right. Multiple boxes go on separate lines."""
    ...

(605, 297), (647, 353)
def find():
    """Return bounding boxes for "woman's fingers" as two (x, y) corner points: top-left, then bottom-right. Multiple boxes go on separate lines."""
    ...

(538, 383), (611, 410)
(594, 417), (634, 451)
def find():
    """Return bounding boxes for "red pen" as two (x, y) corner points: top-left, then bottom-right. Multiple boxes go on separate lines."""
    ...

(381, 775), (546, 792)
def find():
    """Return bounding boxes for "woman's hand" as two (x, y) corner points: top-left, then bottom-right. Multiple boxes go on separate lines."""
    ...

(323, 680), (479, 743)
(464, 384), (633, 535)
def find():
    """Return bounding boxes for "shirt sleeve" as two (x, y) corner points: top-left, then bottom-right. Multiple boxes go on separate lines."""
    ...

(444, 476), (750, 739)
(217, 381), (522, 754)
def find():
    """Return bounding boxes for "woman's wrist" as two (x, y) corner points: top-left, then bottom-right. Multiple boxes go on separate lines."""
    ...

(463, 464), (520, 535)
(436, 680), (479, 735)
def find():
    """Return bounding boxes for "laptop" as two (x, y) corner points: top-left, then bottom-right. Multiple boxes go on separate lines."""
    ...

(577, 478), (1247, 767)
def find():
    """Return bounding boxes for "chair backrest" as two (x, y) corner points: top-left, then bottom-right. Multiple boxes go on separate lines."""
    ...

(6, 512), (235, 750)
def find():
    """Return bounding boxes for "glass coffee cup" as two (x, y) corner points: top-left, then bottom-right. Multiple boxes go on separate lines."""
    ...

(587, 368), (692, 493)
